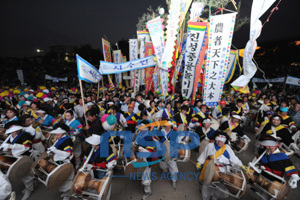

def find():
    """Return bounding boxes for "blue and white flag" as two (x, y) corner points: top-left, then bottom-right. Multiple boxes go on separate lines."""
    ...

(99, 55), (156, 75)
(76, 54), (101, 83)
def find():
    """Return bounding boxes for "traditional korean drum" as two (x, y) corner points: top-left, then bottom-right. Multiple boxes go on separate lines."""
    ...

(71, 171), (112, 200)
(211, 118), (220, 131)
(31, 152), (73, 189)
(247, 168), (290, 200)
(203, 160), (247, 198)
(0, 154), (33, 182)
(177, 142), (191, 162)
(231, 137), (249, 154)
(198, 139), (210, 155)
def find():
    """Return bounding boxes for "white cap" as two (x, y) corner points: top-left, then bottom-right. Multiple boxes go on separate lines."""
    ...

(36, 110), (46, 113)
(203, 119), (213, 124)
(232, 115), (241, 120)
(86, 102), (94, 107)
(107, 102), (114, 105)
(5, 125), (23, 135)
(260, 140), (278, 147)
(85, 134), (102, 146)
(44, 97), (52, 102)
(49, 127), (66, 134)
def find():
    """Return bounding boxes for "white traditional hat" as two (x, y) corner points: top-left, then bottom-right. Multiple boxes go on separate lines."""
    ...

(5, 125), (23, 135)
(203, 119), (214, 124)
(232, 115), (241, 120)
(85, 134), (102, 146)
(36, 110), (46, 113)
(86, 102), (94, 107)
(49, 127), (66, 134)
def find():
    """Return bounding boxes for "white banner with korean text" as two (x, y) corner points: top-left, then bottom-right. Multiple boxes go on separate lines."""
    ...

(203, 13), (237, 107)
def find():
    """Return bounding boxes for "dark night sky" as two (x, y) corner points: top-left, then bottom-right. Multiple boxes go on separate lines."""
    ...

(0, 0), (299, 58)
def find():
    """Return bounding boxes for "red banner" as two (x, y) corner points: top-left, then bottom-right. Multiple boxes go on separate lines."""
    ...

(144, 42), (154, 95)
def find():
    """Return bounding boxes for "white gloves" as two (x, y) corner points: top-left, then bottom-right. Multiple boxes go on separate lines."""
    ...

(106, 160), (117, 171)
(1, 143), (13, 151)
(47, 146), (58, 154)
(230, 132), (237, 142)
(289, 174), (299, 189)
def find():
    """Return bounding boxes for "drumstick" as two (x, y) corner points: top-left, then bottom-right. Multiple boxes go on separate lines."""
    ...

(189, 159), (198, 166)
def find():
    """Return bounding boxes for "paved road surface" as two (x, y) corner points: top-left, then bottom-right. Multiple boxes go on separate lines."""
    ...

(13, 125), (300, 200)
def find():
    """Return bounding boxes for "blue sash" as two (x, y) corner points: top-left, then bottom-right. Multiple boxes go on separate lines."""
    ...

(55, 136), (69, 149)
(11, 131), (26, 145)
(126, 113), (135, 121)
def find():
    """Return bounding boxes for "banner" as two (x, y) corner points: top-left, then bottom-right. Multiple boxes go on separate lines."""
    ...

(231, 0), (276, 90)
(146, 17), (165, 91)
(160, 0), (182, 97)
(203, 13), (237, 107)
(16, 70), (24, 84)
(190, 2), (205, 22)
(144, 42), (154, 94)
(286, 76), (300, 87)
(129, 39), (138, 89)
(113, 50), (122, 88)
(100, 55), (156, 75)
(225, 50), (238, 83)
(76, 54), (101, 83)
(182, 22), (207, 99)
(123, 56), (129, 88)
(137, 31), (150, 86)
(191, 24), (208, 104)
(45, 74), (67, 82)
(108, 74), (115, 90)
(179, 0), (193, 27)
(102, 38), (112, 62)
(252, 77), (286, 83)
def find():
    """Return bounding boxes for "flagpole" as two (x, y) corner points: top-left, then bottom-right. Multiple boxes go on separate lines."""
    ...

(102, 76), (105, 97)
(97, 81), (100, 101)
(79, 79), (88, 126)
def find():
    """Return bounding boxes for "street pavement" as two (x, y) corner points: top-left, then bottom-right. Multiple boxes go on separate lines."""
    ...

(12, 125), (300, 200)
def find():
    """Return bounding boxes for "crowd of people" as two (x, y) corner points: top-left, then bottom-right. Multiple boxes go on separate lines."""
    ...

(0, 84), (299, 200)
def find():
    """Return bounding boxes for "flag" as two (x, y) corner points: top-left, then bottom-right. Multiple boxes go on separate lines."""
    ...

(76, 54), (101, 83)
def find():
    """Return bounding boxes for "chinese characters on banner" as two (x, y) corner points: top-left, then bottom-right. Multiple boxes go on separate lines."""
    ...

(137, 31), (150, 86)
(182, 22), (207, 99)
(160, 0), (181, 97)
(203, 13), (237, 107)
(144, 42), (154, 94)
(147, 17), (165, 91)
(113, 50), (122, 88)
(129, 39), (139, 93)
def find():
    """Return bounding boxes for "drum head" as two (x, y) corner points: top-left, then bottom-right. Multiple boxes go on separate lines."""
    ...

(31, 152), (50, 176)
(211, 118), (220, 131)
(276, 182), (289, 200)
(163, 140), (170, 162)
(198, 140), (210, 155)
(124, 158), (147, 177)
(203, 160), (216, 185)
(8, 156), (33, 182)
(47, 163), (73, 189)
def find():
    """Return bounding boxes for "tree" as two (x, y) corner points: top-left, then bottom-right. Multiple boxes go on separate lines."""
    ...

(136, 0), (249, 33)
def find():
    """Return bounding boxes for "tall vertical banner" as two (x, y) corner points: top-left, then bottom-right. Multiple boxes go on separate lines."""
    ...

(129, 39), (139, 94)
(225, 50), (238, 83)
(160, 0), (182, 97)
(113, 50), (122, 88)
(191, 24), (208, 104)
(182, 22), (207, 99)
(16, 69), (24, 85)
(190, 2), (205, 22)
(102, 38), (112, 62)
(102, 38), (114, 89)
(203, 13), (237, 107)
(179, 0), (193, 27)
(144, 42), (154, 94)
(137, 31), (150, 86)
(231, 0), (275, 92)
(146, 17), (165, 91)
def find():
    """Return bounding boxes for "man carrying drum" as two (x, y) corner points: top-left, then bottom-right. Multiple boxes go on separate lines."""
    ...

(47, 123), (74, 200)
(83, 134), (117, 178)
(2, 121), (34, 200)
(249, 135), (299, 199)
(196, 131), (249, 200)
